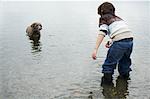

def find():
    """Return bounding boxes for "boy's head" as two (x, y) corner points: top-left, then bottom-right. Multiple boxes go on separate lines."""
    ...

(98, 2), (115, 16)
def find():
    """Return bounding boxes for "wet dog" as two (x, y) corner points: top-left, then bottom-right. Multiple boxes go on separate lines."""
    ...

(26, 22), (42, 42)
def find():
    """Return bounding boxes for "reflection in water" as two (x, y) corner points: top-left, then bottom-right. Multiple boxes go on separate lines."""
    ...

(31, 40), (42, 53)
(30, 40), (42, 63)
(101, 76), (129, 99)
(88, 92), (93, 99)
(27, 34), (42, 53)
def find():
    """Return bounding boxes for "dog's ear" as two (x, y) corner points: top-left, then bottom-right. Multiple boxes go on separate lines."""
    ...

(31, 23), (36, 28)
(39, 24), (42, 28)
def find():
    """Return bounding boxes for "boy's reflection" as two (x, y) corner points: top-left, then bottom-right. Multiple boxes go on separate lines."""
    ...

(101, 76), (129, 99)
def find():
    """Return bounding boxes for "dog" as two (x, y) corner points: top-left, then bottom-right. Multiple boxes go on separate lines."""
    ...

(26, 22), (42, 42)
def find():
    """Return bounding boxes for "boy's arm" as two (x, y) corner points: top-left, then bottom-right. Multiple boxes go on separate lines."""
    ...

(92, 21), (108, 60)
(92, 32), (105, 60)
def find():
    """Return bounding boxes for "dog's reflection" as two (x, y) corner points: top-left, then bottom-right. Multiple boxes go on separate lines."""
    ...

(26, 32), (42, 53)
(101, 76), (129, 99)
(30, 40), (42, 53)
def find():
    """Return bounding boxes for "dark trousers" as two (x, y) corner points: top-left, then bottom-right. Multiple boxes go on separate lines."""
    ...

(102, 38), (133, 76)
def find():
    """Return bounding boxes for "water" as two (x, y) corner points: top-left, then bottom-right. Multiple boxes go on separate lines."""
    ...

(0, 1), (150, 99)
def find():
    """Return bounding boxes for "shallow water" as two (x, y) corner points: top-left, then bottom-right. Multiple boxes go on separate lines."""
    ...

(0, 1), (150, 99)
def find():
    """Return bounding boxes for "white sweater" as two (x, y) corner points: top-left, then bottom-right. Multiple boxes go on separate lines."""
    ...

(99, 20), (133, 41)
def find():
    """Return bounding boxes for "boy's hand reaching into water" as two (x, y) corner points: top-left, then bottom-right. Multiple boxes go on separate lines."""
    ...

(91, 34), (105, 60)
(92, 49), (97, 60)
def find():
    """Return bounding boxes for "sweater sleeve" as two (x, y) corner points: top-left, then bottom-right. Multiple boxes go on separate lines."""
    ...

(99, 24), (109, 36)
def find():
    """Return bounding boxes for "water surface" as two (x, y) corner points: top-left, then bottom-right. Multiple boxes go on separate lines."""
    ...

(0, 1), (150, 99)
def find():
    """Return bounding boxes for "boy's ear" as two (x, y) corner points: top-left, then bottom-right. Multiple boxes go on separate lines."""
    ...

(99, 17), (107, 26)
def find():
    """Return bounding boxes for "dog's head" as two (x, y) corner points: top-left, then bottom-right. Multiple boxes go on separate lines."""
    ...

(31, 22), (42, 32)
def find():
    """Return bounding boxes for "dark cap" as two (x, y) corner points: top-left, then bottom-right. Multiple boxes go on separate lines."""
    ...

(98, 2), (115, 16)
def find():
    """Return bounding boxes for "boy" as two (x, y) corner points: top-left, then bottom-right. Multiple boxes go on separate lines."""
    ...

(92, 2), (133, 82)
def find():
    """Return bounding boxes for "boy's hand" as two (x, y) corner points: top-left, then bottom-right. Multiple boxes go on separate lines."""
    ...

(92, 49), (97, 60)
(105, 41), (112, 48)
